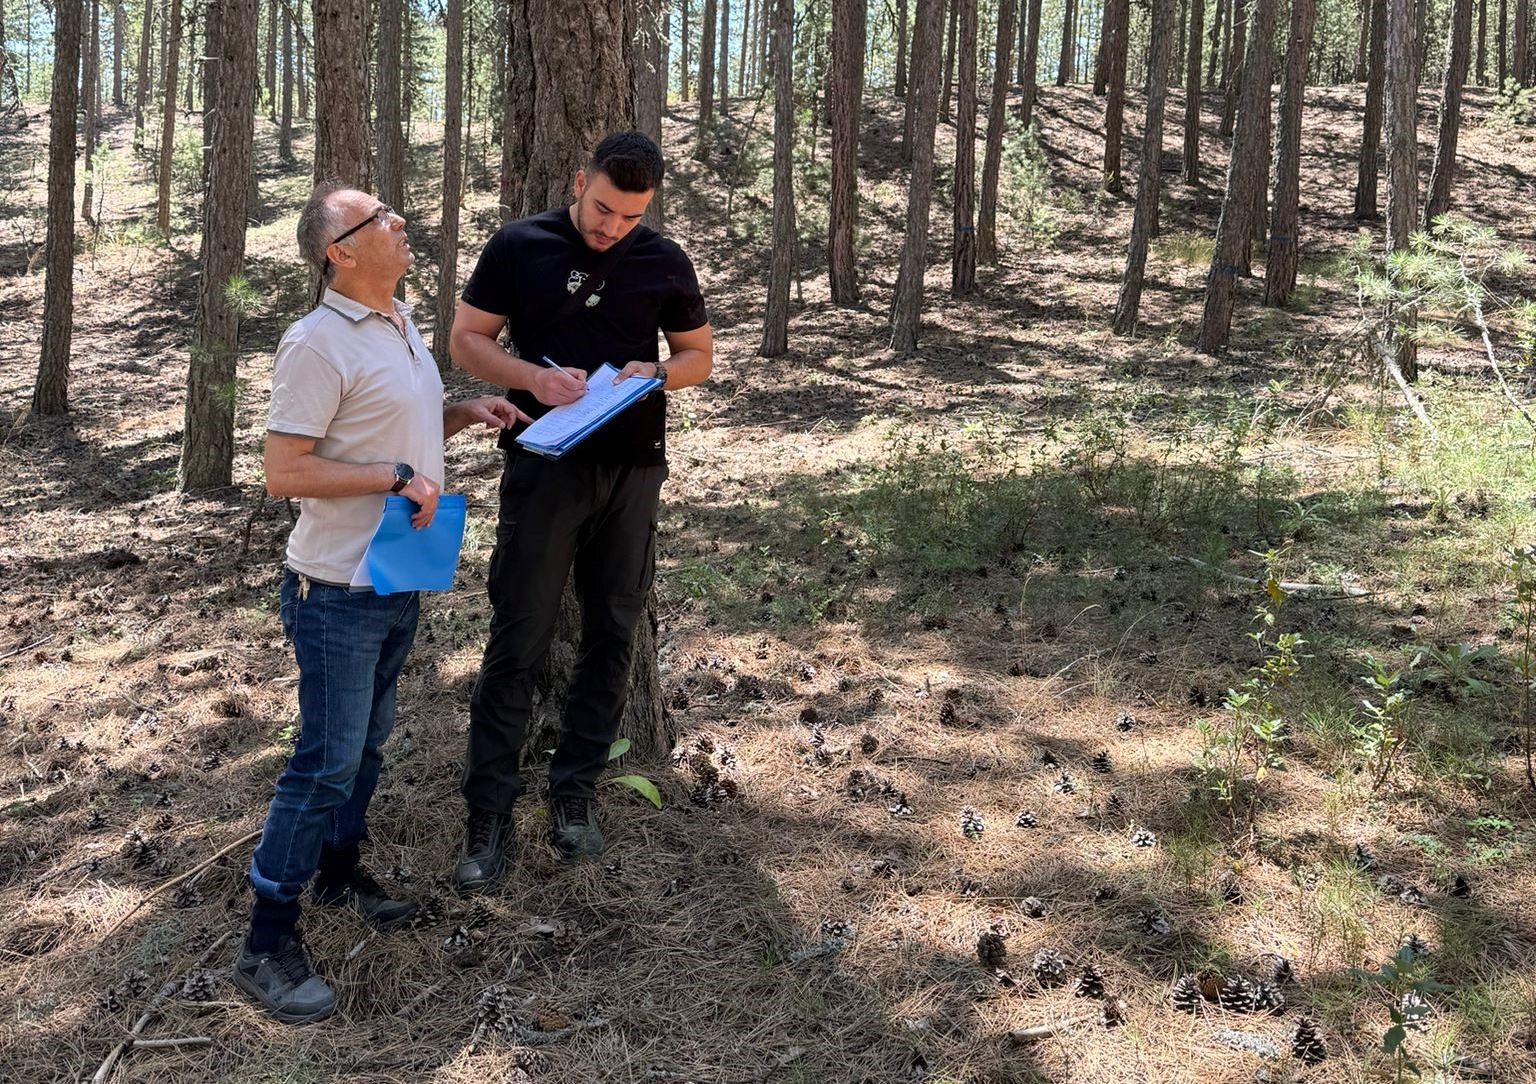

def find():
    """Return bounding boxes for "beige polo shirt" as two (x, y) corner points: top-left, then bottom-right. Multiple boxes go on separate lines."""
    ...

(267, 289), (445, 585)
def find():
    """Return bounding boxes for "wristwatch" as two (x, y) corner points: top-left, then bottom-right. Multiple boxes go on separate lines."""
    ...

(390, 462), (415, 493)
(653, 361), (668, 388)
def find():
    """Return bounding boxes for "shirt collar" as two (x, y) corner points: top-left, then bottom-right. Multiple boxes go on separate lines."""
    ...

(320, 288), (413, 323)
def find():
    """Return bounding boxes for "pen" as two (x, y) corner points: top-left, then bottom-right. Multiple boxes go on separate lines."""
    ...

(540, 355), (577, 379)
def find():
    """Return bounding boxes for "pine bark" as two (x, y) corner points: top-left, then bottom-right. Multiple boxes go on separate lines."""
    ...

(35, 0), (83, 416)
(1183, 0), (1204, 181)
(717, 0), (729, 115)
(1112, 0), (1173, 334)
(296, 11), (309, 119)
(1385, 0), (1418, 378)
(1357, 0), (1370, 77)
(1102, 0), (1129, 192)
(941, 0), (956, 120)
(890, 0), (944, 353)
(1207, 0), (1224, 85)
(1515, 0), (1528, 83)
(635, 0), (666, 228)
(1219, 0), (1246, 135)
(680, 0), (690, 99)
(113, 1), (124, 105)
(434, 0), (463, 369)
(375, 0), (404, 216)
(180, 0), (257, 490)
(1425, 0), (1472, 223)
(81, 0), (101, 227)
(1057, 0), (1075, 83)
(279, 0), (292, 158)
(155, 0), (181, 231)
(978, 0), (1017, 262)
(1194, 0), (1275, 354)
(1354, 0), (1386, 219)
(133, 0), (152, 150)
(737, 0), (749, 92)
(264, 0), (275, 116)
(695, 0), (716, 157)
(501, 0), (533, 216)
(1477, 0), (1486, 82)
(827, 0), (865, 304)
(896, 0), (909, 96)
(313, 0), (369, 185)
(951, 0), (977, 294)
(1018, 0), (1040, 123)
(759, 0), (793, 355)
(1264, 0), (1315, 306)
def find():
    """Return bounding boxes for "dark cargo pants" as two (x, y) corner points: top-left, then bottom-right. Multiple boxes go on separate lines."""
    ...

(462, 453), (665, 813)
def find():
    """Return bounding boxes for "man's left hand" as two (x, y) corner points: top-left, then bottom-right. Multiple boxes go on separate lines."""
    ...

(612, 361), (658, 384)
(458, 395), (532, 429)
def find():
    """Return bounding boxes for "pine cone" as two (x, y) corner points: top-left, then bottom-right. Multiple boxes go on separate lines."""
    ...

(1399, 932), (1430, 958)
(859, 734), (879, 755)
(1400, 990), (1432, 1030)
(513, 1049), (548, 1073)
(1216, 976), (1256, 1012)
(1039, 749), (1059, 768)
(976, 932), (1008, 970)
(1074, 964), (1105, 999)
(1031, 949), (1068, 987)
(886, 793), (913, 818)
(1351, 842), (1378, 871)
(1014, 810), (1038, 828)
(1051, 772), (1075, 795)
(1398, 884), (1426, 908)
(1446, 872), (1472, 898)
(1020, 896), (1048, 918)
(442, 925), (473, 951)
(1134, 907), (1171, 936)
(86, 810), (107, 832)
(123, 830), (157, 869)
(1291, 1016), (1326, 1064)
(1252, 979), (1286, 1014)
(475, 983), (519, 1033)
(1260, 953), (1294, 985)
(1130, 827), (1157, 848)
(411, 893), (445, 929)
(1169, 975), (1203, 1013)
(959, 808), (986, 840)
(1101, 996), (1128, 1027)
(172, 883), (203, 909)
(1114, 712), (1136, 732)
(178, 969), (218, 1001)
(820, 919), (856, 946)
(1091, 750), (1112, 774)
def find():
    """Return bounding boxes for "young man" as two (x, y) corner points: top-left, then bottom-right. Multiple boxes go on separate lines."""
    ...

(238, 183), (526, 1024)
(449, 131), (712, 888)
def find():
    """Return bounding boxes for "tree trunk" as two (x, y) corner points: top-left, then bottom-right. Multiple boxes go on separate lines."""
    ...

(279, 0), (292, 158)
(938, 0), (956, 121)
(717, 0), (729, 115)
(156, 0), (181, 230)
(951, 0), (976, 294)
(1354, 0), (1386, 218)
(1515, 0), (1529, 83)
(737, 0), (749, 92)
(680, 0), (690, 100)
(180, 0), (257, 490)
(434, 0), (463, 369)
(896, 0), (908, 96)
(1018, 0), (1040, 123)
(313, 0), (368, 185)
(694, 0), (716, 156)
(890, 0), (944, 353)
(635, 0), (666, 228)
(1194, 0), (1275, 353)
(1264, 0), (1314, 305)
(81, 0), (101, 228)
(1183, 0), (1204, 181)
(1244, 49), (1271, 270)
(202, 0), (222, 188)
(264, 0), (275, 116)
(1057, 0), (1075, 83)
(375, 0), (403, 218)
(501, 0), (533, 216)
(1207, 0), (1224, 85)
(978, 0), (1017, 262)
(1112, 0), (1173, 334)
(113, 1), (124, 105)
(134, 0), (153, 151)
(514, 0), (635, 216)
(1385, 0), (1418, 378)
(1102, 0), (1129, 191)
(759, 0), (793, 355)
(827, 0), (864, 304)
(35, 0), (83, 416)
(1095, 0), (1111, 94)
(1219, 0), (1246, 135)
(1425, 0), (1472, 223)
(296, 8), (309, 119)
(1357, 0), (1370, 77)
(1498, 0), (1506, 90)
(1477, 0), (1487, 82)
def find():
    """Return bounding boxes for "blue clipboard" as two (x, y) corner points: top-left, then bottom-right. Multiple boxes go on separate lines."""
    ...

(358, 494), (467, 595)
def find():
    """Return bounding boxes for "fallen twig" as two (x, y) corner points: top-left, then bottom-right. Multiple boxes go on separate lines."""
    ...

(1465, 271), (1536, 432)
(0, 634), (54, 662)
(91, 931), (234, 1084)
(100, 830), (261, 940)
(126, 1036), (212, 1049)
(395, 983), (441, 1018)
(1174, 556), (1376, 598)
(1008, 1015), (1096, 1041)
(512, 1015), (611, 1046)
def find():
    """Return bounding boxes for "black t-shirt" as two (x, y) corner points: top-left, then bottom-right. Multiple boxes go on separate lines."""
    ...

(461, 207), (708, 465)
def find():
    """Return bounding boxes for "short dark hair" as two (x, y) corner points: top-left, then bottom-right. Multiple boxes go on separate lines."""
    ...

(590, 132), (664, 193)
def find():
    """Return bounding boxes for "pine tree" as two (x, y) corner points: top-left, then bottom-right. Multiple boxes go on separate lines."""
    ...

(1425, 0), (1473, 225)
(34, 0), (84, 415)
(827, 0), (865, 304)
(1355, 0), (1386, 219)
(950, 0), (977, 294)
(1112, 0), (1173, 334)
(434, 0), (463, 369)
(978, 0), (1017, 263)
(890, 0), (945, 353)
(314, 0), (369, 185)
(1264, 0), (1315, 306)
(758, 0), (794, 356)
(1182, 0), (1204, 182)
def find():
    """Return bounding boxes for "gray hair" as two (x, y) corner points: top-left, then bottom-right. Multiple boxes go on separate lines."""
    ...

(296, 180), (349, 282)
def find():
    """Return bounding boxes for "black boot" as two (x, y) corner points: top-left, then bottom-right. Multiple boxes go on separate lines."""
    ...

(313, 864), (418, 929)
(549, 793), (604, 861)
(453, 807), (514, 893)
(233, 932), (337, 1024)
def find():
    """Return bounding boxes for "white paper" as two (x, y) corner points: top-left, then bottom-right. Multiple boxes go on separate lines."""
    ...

(516, 363), (658, 451)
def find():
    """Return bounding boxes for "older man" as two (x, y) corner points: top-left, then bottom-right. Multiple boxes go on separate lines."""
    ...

(236, 183), (525, 1024)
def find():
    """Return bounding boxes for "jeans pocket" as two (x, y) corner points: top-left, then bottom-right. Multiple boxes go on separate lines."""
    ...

(278, 576), (299, 644)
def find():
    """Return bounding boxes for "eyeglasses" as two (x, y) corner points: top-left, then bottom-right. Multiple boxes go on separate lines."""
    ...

(315, 204), (393, 305)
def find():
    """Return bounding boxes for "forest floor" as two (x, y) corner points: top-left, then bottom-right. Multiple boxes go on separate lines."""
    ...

(4, 82), (1536, 1084)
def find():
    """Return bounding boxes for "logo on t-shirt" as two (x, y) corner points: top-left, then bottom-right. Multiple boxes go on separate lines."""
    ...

(566, 269), (606, 307)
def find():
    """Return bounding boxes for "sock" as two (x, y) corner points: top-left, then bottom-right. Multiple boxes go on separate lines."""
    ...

(247, 898), (301, 954)
(316, 841), (360, 886)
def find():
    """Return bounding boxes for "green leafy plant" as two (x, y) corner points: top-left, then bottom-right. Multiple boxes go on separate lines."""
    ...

(1415, 642), (1500, 701)
(1192, 550), (1305, 826)
(600, 738), (661, 808)
(1354, 655), (1415, 791)
(1352, 946), (1451, 1082)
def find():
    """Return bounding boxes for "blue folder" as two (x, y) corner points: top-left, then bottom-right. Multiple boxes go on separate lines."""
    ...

(362, 494), (467, 595)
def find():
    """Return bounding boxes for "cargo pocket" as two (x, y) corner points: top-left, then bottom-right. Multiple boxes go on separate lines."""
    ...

(638, 521), (658, 594)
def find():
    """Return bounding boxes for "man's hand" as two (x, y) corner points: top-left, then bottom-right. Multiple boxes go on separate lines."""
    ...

(399, 471), (442, 530)
(447, 395), (532, 436)
(613, 361), (659, 383)
(533, 365), (588, 406)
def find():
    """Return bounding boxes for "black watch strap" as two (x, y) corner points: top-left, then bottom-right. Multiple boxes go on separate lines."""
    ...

(390, 463), (414, 493)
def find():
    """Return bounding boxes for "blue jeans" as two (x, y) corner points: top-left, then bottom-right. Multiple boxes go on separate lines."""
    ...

(248, 570), (420, 913)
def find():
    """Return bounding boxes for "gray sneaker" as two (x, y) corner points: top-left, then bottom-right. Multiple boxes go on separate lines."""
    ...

(233, 933), (337, 1024)
(313, 864), (418, 929)
(549, 794), (604, 860)
(453, 808), (514, 893)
